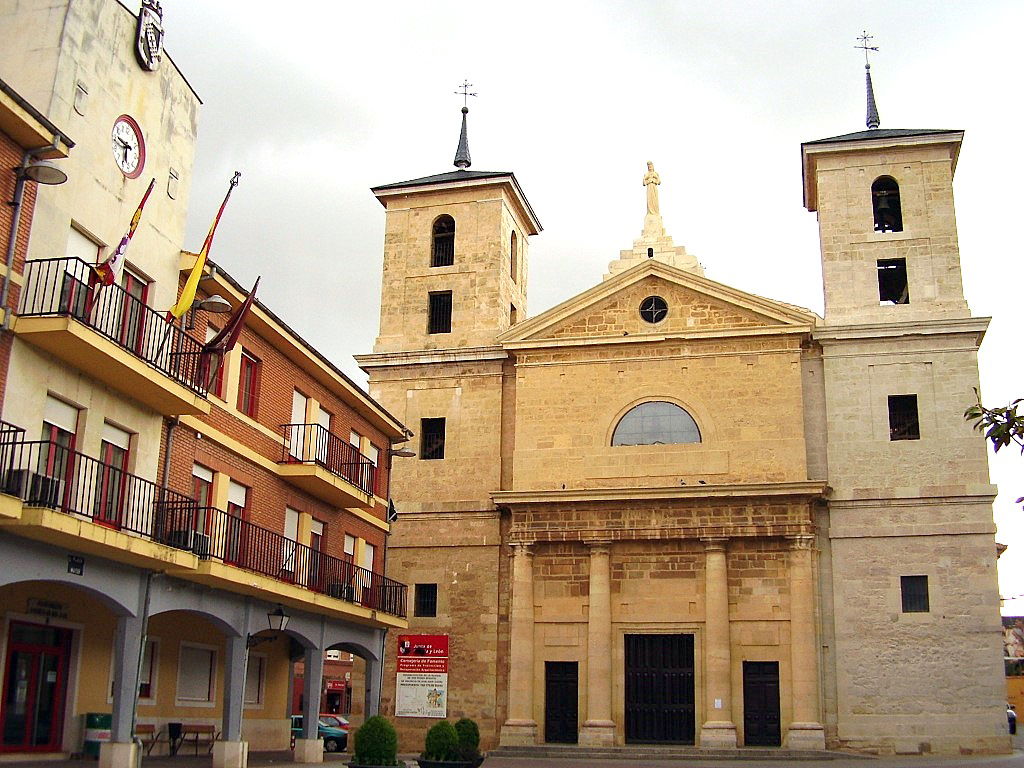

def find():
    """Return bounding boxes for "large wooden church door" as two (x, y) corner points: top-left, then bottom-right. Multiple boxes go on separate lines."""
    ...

(624, 634), (695, 744)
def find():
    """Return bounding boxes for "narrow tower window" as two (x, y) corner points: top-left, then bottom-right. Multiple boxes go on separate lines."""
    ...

(887, 394), (920, 441)
(871, 176), (903, 233)
(431, 215), (455, 267)
(900, 575), (929, 613)
(877, 258), (909, 305)
(420, 418), (446, 460)
(510, 231), (518, 282)
(428, 291), (452, 334)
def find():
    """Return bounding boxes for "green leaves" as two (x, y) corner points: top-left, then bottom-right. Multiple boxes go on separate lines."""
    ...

(964, 388), (1024, 455)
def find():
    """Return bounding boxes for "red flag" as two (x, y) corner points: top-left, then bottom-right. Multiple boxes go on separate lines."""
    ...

(94, 178), (155, 286)
(198, 277), (260, 390)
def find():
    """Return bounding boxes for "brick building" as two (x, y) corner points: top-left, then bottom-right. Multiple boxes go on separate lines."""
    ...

(358, 90), (1007, 754)
(0, 3), (408, 768)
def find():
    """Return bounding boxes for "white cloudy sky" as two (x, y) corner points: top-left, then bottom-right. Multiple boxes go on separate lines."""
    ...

(163, 1), (1024, 609)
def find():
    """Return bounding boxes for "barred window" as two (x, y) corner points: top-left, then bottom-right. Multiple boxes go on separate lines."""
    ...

(901, 575), (929, 613)
(428, 291), (452, 334)
(888, 394), (920, 441)
(431, 216), (455, 267)
(414, 584), (438, 617)
(420, 418), (446, 460)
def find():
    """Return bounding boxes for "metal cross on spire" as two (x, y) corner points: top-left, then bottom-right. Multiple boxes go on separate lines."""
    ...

(855, 30), (879, 67)
(454, 80), (477, 109)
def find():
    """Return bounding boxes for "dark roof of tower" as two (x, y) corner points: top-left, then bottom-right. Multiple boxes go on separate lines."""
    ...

(371, 169), (513, 192)
(802, 127), (962, 146)
(454, 106), (471, 169)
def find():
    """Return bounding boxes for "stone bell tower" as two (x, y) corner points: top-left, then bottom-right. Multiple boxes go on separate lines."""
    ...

(802, 38), (1007, 754)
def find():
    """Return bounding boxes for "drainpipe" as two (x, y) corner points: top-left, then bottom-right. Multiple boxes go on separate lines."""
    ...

(160, 416), (179, 492)
(2, 136), (64, 331)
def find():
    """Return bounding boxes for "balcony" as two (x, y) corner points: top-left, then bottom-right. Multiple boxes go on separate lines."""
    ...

(0, 433), (407, 620)
(14, 257), (210, 416)
(278, 424), (376, 509)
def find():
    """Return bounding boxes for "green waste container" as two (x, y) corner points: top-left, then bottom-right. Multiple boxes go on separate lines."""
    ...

(83, 712), (112, 758)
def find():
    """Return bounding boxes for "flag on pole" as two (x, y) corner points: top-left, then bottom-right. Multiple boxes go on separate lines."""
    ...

(166, 171), (240, 323)
(198, 276), (260, 390)
(93, 178), (155, 286)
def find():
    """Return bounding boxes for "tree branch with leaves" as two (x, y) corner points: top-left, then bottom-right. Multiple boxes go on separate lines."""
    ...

(965, 389), (1024, 504)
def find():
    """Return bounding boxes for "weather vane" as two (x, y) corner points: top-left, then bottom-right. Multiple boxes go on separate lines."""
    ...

(856, 30), (879, 67)
(454, 80), (477, 109)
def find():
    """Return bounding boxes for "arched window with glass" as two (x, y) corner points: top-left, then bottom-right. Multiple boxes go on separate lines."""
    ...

(431, 215), (455, 267)
(611, 401), (701, 446)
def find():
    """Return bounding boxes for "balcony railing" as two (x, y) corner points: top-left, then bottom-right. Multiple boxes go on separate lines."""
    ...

(0, 435), (406, 618)
(280, 423), (377, 496)
(192, 506), (406, 617)
(18, 257), (209, 396)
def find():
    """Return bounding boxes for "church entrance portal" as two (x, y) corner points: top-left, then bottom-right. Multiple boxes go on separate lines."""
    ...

(544, 661), (578, 743)
(624, 634), (695, 744)
(742, 661), (781, 746)
(1, 620), (71, 753)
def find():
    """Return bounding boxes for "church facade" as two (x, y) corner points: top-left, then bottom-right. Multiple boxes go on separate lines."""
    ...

(357, 107), (1007, 754)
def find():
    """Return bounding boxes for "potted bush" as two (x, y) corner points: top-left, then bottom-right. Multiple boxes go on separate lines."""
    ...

(350, 715), (400, 768)
(417, 719), (484, 768)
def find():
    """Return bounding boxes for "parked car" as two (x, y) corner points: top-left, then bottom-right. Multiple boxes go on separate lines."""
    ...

(290, 714), (349, 752)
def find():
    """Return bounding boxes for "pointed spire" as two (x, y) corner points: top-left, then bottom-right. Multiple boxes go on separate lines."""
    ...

(453, 106), (471, 169)
(865, 64), (880, 129)
(856, 31), (881, 129)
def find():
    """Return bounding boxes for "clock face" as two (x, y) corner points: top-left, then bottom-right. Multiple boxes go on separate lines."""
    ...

(111, 115), (145, 178)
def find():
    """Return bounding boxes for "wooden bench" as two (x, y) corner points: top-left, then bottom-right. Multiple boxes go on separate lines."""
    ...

(133, 723), (164, 755)
(179, 724), (220, 755)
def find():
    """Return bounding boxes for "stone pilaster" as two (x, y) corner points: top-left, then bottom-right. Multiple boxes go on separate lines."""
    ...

(699, 537), (737, 748)
(785, 534), (825, 750)
(500, 542), (538, 745)
(580, 542), (616, 746)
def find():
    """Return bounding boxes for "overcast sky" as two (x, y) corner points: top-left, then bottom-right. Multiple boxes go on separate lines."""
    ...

(162, 1), (1024, 611)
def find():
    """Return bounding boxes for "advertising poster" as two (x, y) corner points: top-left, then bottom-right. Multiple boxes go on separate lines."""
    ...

(395, 634), (448, 718)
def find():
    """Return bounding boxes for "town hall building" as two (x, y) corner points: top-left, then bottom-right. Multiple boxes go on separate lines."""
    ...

(357, 79), (1008, 754)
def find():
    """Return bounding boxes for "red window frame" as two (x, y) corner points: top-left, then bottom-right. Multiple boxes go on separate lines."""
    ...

(38, 421), (76, 511)
(94, 439), (129, 529)
(225, 484), (250, 567)
(237, 350), (261, 418)
(117, 270), (149, 354)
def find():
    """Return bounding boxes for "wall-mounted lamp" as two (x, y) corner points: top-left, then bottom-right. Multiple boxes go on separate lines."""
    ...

(391, 447), (416, 458)
(247, 604), (290, 648)
(19, 159), (68, 186)
(194, 294), (233, 314)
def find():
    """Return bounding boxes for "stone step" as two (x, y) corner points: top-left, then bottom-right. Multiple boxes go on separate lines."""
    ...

(488, 744), (866, 761)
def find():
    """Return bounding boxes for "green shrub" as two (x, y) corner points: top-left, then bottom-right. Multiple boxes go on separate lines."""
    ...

(454, 718), (480, 760)
(423, 720), (459, 761)
(353, 715), (398, 766)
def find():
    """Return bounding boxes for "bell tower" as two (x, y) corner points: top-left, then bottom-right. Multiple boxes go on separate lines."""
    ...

(368, 106), (542, 355)
(802, 35), (1007, 755)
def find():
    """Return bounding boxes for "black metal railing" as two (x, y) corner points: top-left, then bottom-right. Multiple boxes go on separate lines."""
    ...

(0, 435), (407, 618)
(184, 506), (405, 617)
(18, 257), (209, 396)
(0, 438), (197, 538)
(280, 424), (377, 496)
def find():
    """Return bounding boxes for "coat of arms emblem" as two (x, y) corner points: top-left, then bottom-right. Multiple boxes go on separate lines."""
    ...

(134, 0), (164, 72)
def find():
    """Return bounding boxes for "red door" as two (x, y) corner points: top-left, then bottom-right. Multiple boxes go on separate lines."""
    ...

(94, 440), (128, 528)
(0, 622), (71, 753)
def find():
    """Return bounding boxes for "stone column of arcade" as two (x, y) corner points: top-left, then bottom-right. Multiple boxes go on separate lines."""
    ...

(100, 614), (145, 768)
(215, 634), (249, 768)
(785, 534), (826, 749)
(580, 542), (616, 746)
(295, 646), (326, 763)
(500, 542), (538, 745)
(699, 537), (738, 747)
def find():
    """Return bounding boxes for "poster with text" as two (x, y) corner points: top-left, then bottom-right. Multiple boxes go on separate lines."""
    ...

(395, 634), (448, 718)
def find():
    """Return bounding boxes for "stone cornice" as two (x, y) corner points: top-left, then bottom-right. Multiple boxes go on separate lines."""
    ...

(826, 488), (998, 507)
(492, 481), (828, 507)
(355, 345), (508, 369)
(501, 323), (813, 352)
(813, 316), (989, 345)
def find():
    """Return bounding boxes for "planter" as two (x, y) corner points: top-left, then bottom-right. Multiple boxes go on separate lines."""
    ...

(416, 758), (484, 768)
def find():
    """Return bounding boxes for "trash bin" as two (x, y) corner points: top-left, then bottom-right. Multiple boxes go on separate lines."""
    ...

(83, 712), (112, 758)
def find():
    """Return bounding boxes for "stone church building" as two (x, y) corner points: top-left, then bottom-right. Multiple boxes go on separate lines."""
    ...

(356, 95), (1007, 754)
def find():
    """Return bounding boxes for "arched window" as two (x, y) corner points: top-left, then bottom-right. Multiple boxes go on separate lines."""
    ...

(872, 176), (903, 233)
(431, 215), (455, 267)
(612, 401), (701, 446)
(510, 231), (518, 282)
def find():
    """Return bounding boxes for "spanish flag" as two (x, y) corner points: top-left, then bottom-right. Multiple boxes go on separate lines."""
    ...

(166, 171), (240, 322)
(198, 276), (260, 390)
(94, 178), (155, 286)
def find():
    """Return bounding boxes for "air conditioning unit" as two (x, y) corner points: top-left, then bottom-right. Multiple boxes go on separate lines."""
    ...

(192, 533), (211, 559)
(328, 583), (356, 601)
(0, 468), (29, 497)
(165, 529), (194, 551)
(28, 474), (62, 508)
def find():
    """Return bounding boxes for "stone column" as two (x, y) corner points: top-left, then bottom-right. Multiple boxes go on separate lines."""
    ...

(699, 537), (737, 747)
(294, 646), (325, 763)
(100, 614), (144, 768)
(580, 542), (616, 745)
(214, 634), (249, 768)
(785, 534), (826, 749)
(364, 652), (381, 717)
(500, 542), (538, 745)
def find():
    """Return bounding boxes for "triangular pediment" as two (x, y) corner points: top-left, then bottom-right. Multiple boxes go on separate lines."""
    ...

(499, 260), (817, 347)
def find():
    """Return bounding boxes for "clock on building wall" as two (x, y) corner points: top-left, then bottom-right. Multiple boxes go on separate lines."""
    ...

(111, 115), (145, 178)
